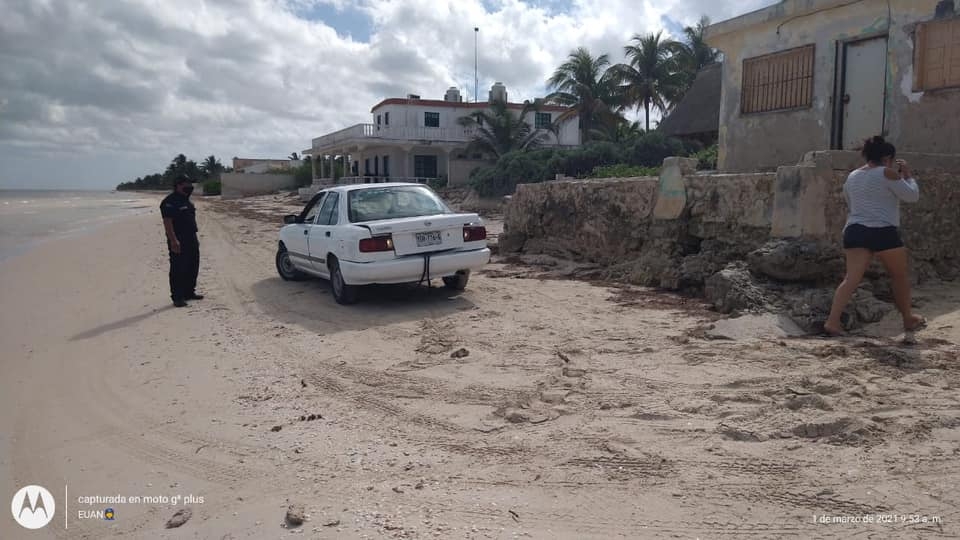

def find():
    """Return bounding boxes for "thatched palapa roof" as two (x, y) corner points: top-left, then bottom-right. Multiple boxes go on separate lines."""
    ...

(659, 63), (721, 137)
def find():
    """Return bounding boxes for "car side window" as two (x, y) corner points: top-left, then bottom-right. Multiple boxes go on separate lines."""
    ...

(316, 192), (339, 225)
(302, 193), (326, 223)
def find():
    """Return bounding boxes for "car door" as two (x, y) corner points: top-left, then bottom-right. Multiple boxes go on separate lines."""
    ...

(307, 191), (340, 275)
(287, 192), (325, 270)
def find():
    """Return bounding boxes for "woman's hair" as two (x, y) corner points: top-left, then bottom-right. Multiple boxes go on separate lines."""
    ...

(862, 135), (896, 163)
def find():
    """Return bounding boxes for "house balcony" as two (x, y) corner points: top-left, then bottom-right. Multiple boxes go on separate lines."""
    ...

(311, 124), (476, 152)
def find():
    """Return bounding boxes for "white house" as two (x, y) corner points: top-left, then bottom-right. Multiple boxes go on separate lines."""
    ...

(302, 83), (581, 192)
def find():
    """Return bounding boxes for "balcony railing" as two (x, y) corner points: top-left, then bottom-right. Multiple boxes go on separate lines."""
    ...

(311, 124), (476, 149)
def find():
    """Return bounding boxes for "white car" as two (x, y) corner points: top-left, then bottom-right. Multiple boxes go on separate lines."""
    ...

(276, 183), (491, 304)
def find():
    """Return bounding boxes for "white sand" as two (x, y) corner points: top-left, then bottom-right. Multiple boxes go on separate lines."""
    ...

(1, 193), (958, 539)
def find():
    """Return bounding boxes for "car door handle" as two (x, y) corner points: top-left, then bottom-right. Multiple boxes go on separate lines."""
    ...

(303, 229), (308, 235)
(325, 231), (331, 237)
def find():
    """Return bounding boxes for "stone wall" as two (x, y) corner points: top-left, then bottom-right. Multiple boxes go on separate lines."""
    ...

(221, 172), (297, 200)
(501, 151), (959, 329)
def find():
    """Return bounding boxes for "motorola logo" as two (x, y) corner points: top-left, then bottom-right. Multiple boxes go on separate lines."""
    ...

(11, 485), (56, 529)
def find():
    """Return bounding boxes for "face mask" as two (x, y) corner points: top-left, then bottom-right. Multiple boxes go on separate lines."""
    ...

(181, 185), (194, 196)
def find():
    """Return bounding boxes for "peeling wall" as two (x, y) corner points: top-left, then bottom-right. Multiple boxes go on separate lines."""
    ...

(708, 0), (960, 172)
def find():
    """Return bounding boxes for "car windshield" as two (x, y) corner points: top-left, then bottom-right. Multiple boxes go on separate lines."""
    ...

(348, 186), (450, 223)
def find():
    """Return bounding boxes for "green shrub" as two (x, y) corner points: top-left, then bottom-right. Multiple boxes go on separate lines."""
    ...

(589, 164), (660, 178)
(202, 179), (221, 195)
(623, 132), (685, 167)
(693, 144), (718, 170)
(427, 177), (447, 190)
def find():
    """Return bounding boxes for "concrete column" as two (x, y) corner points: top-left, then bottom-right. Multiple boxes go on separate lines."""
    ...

(402, 145), (413, 179)
(443, 148), (453, 187)
(311, 154), (317, 180)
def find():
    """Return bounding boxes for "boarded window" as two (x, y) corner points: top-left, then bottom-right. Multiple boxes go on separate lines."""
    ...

(741, 45), (815, 114)
(915, 18), (960, 91)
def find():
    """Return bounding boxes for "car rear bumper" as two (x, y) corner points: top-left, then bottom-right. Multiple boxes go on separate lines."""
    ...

(339, 248), (491, 285)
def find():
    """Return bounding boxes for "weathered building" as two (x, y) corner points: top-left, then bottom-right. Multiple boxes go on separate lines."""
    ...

(706, 0), (960, 171)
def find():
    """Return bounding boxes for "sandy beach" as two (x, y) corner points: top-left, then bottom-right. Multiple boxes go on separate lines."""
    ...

(2, 192), (959, 539)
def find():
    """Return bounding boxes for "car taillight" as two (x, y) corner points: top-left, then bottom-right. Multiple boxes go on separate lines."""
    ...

(463, 225), (487, 242)
(359, 235), (394, 252)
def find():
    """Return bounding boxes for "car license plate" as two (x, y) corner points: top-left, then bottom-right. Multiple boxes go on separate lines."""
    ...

(415, 231), (442, 247)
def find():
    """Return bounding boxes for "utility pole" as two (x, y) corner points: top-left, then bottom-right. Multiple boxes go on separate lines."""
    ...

(474, 27), (479, 103)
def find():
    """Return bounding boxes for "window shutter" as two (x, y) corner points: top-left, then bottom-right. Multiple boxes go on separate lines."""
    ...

(917, 18), (960, 91)
(741, 45), (815, 114)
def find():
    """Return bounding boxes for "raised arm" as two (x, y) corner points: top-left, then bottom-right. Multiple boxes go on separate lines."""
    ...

(884, 160), (919, 203)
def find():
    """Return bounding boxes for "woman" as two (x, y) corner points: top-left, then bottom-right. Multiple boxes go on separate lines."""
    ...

(823, 136), (924, 336)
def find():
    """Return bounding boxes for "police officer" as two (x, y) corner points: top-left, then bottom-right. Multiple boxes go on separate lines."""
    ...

(160, 175), (203, 307)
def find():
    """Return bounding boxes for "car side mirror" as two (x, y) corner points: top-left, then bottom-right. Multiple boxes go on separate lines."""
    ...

(283, 214), (299, 224)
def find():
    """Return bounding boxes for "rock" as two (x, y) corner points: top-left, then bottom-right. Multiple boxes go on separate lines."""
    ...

(540, 390), (568, 404)
(704, 262), (767, 314)
(706, 313), (806, 340)
(271, 425), (282, 432)
(852, 289), (893, 323)
(503, 409), (529, 423)
(747, 239), (842, 282)
(791, 415), (874, 441)
(450, 348), (470, 359)
(165, 508), (193, 529)
(323, 519), (340, 527)
(285, 504), (306, 527)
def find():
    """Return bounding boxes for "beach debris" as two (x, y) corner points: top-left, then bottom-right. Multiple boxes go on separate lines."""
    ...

(450, 348), (470, 359)
(298, 413), (322, 422)
(508, 510), (520, 522)
(322, 519), (340, 527)
(392, 486), (404, 494)
(300, 379), (308, 388)
(165, 508), (193, 529)
(285, 504), (306, 526)
(556, 350), (572, 363)
(562, 367), (586, 378)
(271, 425), (283, 432)
(540, 389), (568, 404)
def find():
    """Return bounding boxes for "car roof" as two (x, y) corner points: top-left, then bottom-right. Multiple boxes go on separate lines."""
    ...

(320, 182), (429, 193)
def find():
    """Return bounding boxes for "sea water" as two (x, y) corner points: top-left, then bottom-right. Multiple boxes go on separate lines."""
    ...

(0, 190), (155, 261)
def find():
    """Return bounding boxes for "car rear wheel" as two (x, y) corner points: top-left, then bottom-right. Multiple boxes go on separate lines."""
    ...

(276, 245), (305, 281)
(442, 270), (470, 291)
(329, 258), (358, 305)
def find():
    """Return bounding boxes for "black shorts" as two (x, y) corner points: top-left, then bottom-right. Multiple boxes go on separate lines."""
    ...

(842, 224), (903, 252)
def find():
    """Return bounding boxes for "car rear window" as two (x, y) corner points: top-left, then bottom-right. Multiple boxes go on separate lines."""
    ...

(348, 186), (450, 223)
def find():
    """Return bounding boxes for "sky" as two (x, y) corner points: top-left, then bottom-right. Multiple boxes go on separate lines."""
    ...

(0, 0), (777, 190)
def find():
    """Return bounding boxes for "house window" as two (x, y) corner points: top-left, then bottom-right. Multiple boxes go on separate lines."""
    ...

(383, 155), (390, 177)
(384, 112), (390, 125)
(414, 155), (438, 178)
(424, 112), (440, 127)
(741, 44), (815, 114)
(364, 158), (370, 176)
(915, 18), (960, 91)
(376, 114), (382, 126)
(535, 112), (552, 129)
(374, 156), (379, 175)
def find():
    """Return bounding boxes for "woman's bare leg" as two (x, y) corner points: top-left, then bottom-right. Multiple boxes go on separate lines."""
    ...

(824, 249), (873, 334)
(875, 247), (924, 329)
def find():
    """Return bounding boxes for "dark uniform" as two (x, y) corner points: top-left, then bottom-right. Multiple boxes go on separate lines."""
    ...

(160, 191), (199, 302)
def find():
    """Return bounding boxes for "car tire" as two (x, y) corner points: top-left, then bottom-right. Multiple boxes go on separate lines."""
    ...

(329, 258), (358, 305)
(442, 270), (470, 291)
(276, 245), (306, 281)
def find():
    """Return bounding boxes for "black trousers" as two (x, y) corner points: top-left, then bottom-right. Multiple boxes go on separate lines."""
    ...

(168, 239), (199, 300)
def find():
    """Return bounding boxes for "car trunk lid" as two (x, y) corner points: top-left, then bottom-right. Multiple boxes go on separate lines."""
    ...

(358, 213), (481, 256)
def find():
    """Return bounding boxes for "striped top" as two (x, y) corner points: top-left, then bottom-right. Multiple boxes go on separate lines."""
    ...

(843, 166), (919, 229)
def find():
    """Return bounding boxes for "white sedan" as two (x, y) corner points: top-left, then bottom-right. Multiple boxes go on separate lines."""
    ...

(276, 183), (491, 304)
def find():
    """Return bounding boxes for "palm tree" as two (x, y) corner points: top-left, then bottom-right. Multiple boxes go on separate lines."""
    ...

(589, 119), (644, 143)
(457, 98), (555, 158)
(201, 155), (223, 179)
(288, 152), (300, 161)
(545, 47), (624, 143)
(673, 16), (720, 92)
(613, 31), (685, 132)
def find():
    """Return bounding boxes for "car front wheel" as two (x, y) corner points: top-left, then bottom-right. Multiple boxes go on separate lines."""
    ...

(276, 246), (305, 281)
(442, 270), (470, 291)
(329, 258), (359, 305)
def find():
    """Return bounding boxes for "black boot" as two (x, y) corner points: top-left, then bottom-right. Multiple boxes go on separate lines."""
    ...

(173, 298), (188, 307)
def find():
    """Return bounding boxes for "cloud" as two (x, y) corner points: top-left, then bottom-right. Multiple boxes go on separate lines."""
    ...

(0, 0), (775, 189)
